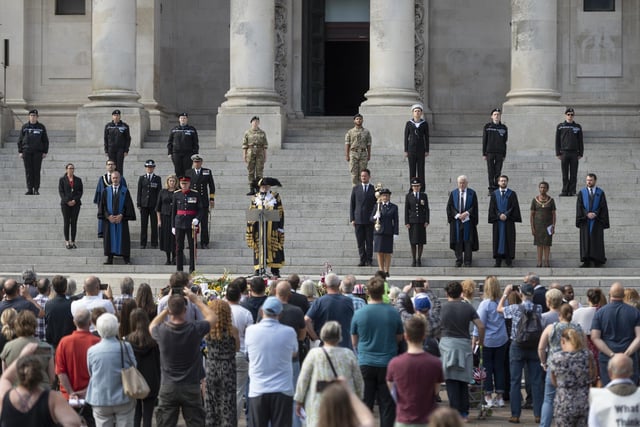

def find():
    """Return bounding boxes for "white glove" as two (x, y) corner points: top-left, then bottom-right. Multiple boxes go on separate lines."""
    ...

(373, 213), (380, 220)
(171, 227), (176, 235)
(393, 234), (399, 241)
(192, 218), (199, 226)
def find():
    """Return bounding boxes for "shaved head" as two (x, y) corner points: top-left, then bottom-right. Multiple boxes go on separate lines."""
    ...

(610, 282), (625, 300)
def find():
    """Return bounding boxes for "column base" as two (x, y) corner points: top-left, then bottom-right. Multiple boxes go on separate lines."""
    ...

(358, 105), (415, 152)
(0, 103), (13, 148)
(505, 89), (561, 106)
(76, 105), (149, 149)
(216, 105), (285, 149)
(361, 88), (422, 108)
(501, 105), (565, 151)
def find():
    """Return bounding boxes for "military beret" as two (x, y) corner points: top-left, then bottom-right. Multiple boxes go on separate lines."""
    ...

(250, 116), (260, 123)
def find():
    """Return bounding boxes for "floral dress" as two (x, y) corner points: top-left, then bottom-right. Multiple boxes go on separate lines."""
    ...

(549, 349), (590, 427)
(204, 334), (236, 427)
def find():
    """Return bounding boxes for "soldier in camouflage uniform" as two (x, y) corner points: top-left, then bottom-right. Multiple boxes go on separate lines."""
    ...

(344, 113), (372, 186)
(243, 116), (269, 195)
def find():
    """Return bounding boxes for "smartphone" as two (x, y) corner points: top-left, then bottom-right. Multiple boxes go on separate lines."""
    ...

(172, 287), (185, 296)
(99, 283), (109, 290)
(411, 280), (426, 288)
(512, 284), (520, 292)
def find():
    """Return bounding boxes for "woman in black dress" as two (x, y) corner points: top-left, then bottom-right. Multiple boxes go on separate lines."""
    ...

(58, 163), (83, 249)
(155, 174), (177, 264)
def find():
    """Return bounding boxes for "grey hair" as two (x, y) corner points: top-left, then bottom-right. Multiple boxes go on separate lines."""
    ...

(96, 313), (119, 338)
(299, 280), (317, 298)
(120, 277), (134, 295)
(320, 321), (342, 344)
(66, 279), (77, 296)
(325, 273), (341, 289)
(73, 308), (92, 329)
(340, 275), (356, 294)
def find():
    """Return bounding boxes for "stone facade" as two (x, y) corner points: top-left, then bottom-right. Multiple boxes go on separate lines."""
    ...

(0, 0), (638, 149)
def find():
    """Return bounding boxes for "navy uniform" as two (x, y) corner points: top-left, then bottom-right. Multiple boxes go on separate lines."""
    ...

(172, 177), (206, 273)
(167, 112), (199, 177)
(405, 177), (430, 267)
(482, 108), (508, 194)
(104, 109), (131, 175)
(186, 154), (216, 248)
(18, 109), (49, 195)
(404, 104), (429, 186)
(555, 107), (583, 196)
(137, 160), (162, 248)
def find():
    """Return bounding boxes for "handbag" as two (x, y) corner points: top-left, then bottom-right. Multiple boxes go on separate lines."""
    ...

(120, 341), (150, 399)
(316, 347), (339, 393)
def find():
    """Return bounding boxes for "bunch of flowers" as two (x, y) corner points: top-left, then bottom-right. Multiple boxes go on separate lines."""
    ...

(190, 269), (233, 302)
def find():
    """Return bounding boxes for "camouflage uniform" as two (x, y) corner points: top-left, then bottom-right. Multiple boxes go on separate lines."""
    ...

(243, 128), (268, 188)
(345, 126), (371, 185)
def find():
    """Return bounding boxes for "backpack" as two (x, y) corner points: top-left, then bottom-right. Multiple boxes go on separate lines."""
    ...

(515, 304), (543, 349)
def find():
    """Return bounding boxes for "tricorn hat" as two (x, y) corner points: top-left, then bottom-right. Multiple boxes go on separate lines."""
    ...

(257, 177), (282, 187)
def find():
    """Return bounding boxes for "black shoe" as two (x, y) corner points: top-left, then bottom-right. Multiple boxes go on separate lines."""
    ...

(559, 192), (568, 197)
(505, 259), (512, 267)
(201, 244), (209, 249)
(580, 262), (591, 268)
(411, 260), (417, 267)
(124, 258), (132, 265)
(455, 261), (462, 267)
(464, 262), (472, 267)
(66, 242), (72, 249)
(569, 192), (576, 196)
(71, 243), (77, 249)
(164, 260), (172, 265)
(141, 244), (146, 249)
(25, 190), (33, 195)
(494, 259), (502, 267)
(104, 257), (113, 265)
(98, 233), (103, 238)
(33, 189), (39, 195)
(357, 261), (365, 267)
(385, 271), (390, 278)
(246, 190), (255, 196)
(594, 262), (603, 268)
(254, 270), (260, 276)
(151, 243), (158, 248)
(417, 259), (422, 267)
(366, 260), (373, 266)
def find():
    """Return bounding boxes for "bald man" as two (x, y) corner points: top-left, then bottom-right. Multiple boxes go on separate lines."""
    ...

(588, 354), (640, 427)
(590, 283), (640, 384)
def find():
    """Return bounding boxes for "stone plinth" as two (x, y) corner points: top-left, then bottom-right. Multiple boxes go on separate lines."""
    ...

(358, 105), (412, 152)
(501, 105), (564, 151)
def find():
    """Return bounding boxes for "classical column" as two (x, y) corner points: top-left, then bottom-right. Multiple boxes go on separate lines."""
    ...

(359, 0), (421, 151)
(505, 0), (560, 104)
(502, 0), (561, 150)
(76, 0), (148, 148)
(216, 0), (284, 148)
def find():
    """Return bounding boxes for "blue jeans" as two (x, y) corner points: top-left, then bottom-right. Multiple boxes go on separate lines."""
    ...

(539, 369), (556, 427)
(291, 360), (301, 427)
(509, 343), (543, 418)
(482, 343), (507, 394)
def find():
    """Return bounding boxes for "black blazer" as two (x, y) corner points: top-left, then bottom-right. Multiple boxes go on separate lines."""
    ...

(371, 202), (399, 236)
(405, 191), (430, 225)
(58, 175), (83, 207)
(137, 173), (162, 208)
(350, 184), (376, 225)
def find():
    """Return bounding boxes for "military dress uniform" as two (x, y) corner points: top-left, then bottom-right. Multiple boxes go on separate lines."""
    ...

(243, 125), (269, 193)
(104, 110), (131, 175)
(18, 110), (49, 195)
(405, 180), (430, 266)
(186, 160), (216, 248)
(345, 126), (371, 186)
(172, 182), (206, 273)
(137, 161), (162, 248)
(167, 120), (199, 177)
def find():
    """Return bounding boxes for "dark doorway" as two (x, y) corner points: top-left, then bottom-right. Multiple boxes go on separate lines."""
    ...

(324, 41), (369, 116)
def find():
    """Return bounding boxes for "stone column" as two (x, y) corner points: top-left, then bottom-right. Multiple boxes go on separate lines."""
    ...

(76, 0), (148, 148)
(359, 0), (421, 151)
(216, 0), (284, 149)
(502, 0), (562, 150)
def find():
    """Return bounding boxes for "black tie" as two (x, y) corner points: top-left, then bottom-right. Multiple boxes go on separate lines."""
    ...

(113, 188), (119, 211)
(459, 192), (464, 214)
(415, 192), (419, 199)
(589, 188), (594, 209)
(501, 190), (505, 198)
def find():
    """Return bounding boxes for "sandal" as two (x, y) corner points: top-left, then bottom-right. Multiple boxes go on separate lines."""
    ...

(65, 242), (72, 249)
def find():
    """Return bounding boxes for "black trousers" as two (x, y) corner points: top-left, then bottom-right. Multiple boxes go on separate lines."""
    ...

(486, 152), (504, 191)
(134, 395), (156, 427)
(22, 151), (43, 191)
(408, 152), (425, 184)
(200, 208), (210, 246)
(175, 227), (195, 272)
(454, 230), (473, 266)
(560, 151), (579, 194)
(61, 204), (81, 241)
(354, 223), (374, 263)
(248, 392), (292, 427)
(172, 153), (193, 178)
(139, 207), (158, 246)
(446, 379), (470, 416)
(108, 148), (126, 176)
(360, 365), (396, 427)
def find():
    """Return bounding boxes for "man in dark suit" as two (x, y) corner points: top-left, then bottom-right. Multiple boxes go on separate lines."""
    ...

(350, 169), (376, 266)
(137, 159), (162, 248)
(186, 154), (216, 249)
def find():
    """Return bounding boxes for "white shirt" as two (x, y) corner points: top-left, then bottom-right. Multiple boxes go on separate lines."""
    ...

(230, 303), (254, 353)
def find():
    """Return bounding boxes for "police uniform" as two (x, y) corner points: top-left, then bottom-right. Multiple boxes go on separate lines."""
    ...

(167, 113), (199, 177)
(172, 178), (206, 273)
(186, 155), (216, 248)
(137, 160), (162, 248)
(345, 123), (372, 186)
(104, 109), (131, 175)
(243, 117), (269, 193)
(482, 109), (508, 193)
(405, 178), (430, 266)
(18, 109), (49, 195)
(555, 108), (583, 196)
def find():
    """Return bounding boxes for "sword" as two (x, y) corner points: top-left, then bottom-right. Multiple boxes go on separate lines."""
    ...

(192, 223), (199, 270)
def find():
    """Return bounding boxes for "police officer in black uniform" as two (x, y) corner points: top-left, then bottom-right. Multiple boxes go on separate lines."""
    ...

(167, 112), (199, 177)
(555, 107), (583, 196)
(104, 109), (131, 176)
(18, 109), (49, 195)
(404, 177), (430, 267)
(137, 159), (162, 249)
(482, 108), (508, 195)
(186, 154), (216, 249)
(171, 176), (206, 273)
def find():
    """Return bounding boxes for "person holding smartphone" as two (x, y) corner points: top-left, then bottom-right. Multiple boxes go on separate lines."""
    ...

(70, 276), (115, 320)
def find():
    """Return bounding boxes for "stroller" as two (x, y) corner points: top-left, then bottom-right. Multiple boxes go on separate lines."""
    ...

(468, 347), (492, 419)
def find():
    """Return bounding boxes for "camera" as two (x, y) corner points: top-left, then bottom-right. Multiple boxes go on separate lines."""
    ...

(172, 287), (185, 296)
(512, 284), (520, 292)
(99, 283), (109, 291)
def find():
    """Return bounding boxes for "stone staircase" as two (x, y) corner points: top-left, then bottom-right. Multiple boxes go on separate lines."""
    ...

(0, 119), (639, 297)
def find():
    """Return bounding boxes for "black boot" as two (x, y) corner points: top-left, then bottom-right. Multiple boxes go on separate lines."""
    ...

(165, 253), (172, 265)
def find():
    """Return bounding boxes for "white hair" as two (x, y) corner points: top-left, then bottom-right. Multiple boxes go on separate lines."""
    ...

(96, 313), (119, 338)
